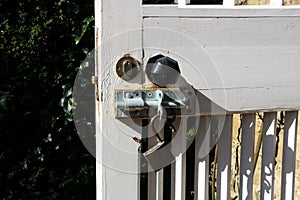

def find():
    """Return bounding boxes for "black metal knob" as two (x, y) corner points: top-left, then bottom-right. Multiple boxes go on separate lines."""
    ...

(149, 56), (181, 87)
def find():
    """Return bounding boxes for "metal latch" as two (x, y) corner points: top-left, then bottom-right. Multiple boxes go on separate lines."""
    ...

(114, 55), (197, 155)
(115, 88), (191, 119)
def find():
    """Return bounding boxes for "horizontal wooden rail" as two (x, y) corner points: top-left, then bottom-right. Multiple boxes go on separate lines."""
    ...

(143, 5), (300, 17)
(172, 0), (292, 5)
(142, 7), (300, 113)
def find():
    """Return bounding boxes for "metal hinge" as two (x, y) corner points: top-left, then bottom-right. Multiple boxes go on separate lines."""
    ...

(91, 76), (99, 101)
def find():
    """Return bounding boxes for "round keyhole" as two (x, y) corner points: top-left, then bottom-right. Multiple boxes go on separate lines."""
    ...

(116, 55), (139, 81)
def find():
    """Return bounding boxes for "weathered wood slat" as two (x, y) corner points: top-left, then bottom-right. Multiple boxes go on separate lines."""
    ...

(170, 125), (177, 200)
(239, 114), (255, 200)
(260, 112), (277, 200)
(197, 159), (210, 199)
(170, 162), (176, 200)
(175, 117), (187, 200)
(96, 161), (103, 200)
(217, 115), (233, 200)
(148, 118), (170, 200)
(147, 131), (158, 200)
(195, 116), (210, 200)
(175, 154), (186, 200)
(281, 111), (298, 200)
(156, 170), (164, 200)
(148, 172), (156, 200)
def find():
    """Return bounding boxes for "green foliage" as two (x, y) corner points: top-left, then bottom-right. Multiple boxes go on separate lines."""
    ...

(74, 16), (94, 45)
(0, 0), (95, 199)
(187, 127), (196, 138)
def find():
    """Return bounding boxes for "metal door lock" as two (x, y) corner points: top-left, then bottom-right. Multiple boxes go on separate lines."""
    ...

(116, 54), (140, 81)
(115, 88), (191, 155)
(114, 55), (196, 155)
(115, 88), (191, 118)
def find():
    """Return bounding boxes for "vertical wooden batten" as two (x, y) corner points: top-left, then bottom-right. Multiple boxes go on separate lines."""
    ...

(175, 117), (187, 200)
(260, 112), (277, 200)
(217, 115), (233, 200)
(194, 116), (210, 200)
(95, 0), (143, 199)
(239, 114), (255, 200)
(281, 111), (298, 200)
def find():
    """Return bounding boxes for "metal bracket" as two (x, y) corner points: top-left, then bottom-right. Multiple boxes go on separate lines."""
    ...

(115, 88), (192, 118)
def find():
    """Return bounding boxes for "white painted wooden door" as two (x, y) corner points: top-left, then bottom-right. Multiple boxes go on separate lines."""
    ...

(95, 0), (300, 199)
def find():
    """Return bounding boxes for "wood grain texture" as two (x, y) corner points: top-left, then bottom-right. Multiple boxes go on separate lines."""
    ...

(194, 116), (210, 200)
(143, 5), (300, 17)
(239, 113), (255, 200)
(96, 1), (300, 199)
(95, 0), (143, 200)
(143, 14), (300, 112)
(175, 117), (187, 200)
(260, 112), (276, 200)
(281, 111), (298, 200)
(217, 115), (233, 200)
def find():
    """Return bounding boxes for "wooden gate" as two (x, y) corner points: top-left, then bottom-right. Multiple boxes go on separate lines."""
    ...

(95, 0), (300, 199)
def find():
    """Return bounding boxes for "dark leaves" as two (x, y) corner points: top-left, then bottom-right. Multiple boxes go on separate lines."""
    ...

(0, 0), (95, 199)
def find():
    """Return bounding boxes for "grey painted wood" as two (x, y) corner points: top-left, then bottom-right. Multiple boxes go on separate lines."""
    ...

(148, 172), (157, 200)
(194, 116), (210, 200)
(95, 0), (143, 199)
(175, 117), (187, 200)
(260, 112), (276, 200)
(143, 16), (300, 112)
(143, 6), (300, 17)
(217, 115), (233, 200)
(156, 170), (164, 200)
(170, 162), (176, 200)
(148, 132), (158, 200)
(281, 111), (298, 200)
(239, 114), (255, 200)
(97, 0), (300, 199)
